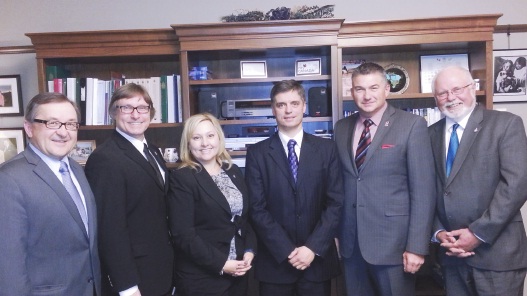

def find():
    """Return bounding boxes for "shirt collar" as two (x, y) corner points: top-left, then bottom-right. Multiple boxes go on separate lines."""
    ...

(278, 129), (303, 148)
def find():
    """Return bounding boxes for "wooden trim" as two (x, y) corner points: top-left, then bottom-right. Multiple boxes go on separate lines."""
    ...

(495, 24), (527, 34)
(0, 46), (35, 54)
(26, 29), (179, 58)
(339, 14), (501, 47)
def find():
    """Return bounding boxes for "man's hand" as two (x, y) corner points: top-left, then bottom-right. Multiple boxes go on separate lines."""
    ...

(403, 251), (424, 274)
(288, 246), (315, 270)
(438, 229), (478, 258)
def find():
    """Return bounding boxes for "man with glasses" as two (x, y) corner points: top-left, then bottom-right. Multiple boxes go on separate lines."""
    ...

(0, 92), (101, 295)
(85, 83), (174, 296)
(429, 66), (527, 295)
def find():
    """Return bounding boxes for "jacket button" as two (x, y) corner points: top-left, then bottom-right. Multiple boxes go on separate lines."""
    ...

(87, 277), (94, 283)
(352, 204), (357, 208)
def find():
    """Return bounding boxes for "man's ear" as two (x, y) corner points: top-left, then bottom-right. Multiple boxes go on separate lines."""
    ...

(24, 120), (33, 138)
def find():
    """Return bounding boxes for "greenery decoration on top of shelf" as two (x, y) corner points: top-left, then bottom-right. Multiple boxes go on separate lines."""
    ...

(221, 5), (334, 22)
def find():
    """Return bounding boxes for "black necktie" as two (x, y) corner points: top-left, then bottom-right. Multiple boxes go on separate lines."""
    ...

(143, 143), (164, 185)
(355, 119), (374, 171)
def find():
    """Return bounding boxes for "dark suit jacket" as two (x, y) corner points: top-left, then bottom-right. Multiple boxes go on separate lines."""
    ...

(245, 132), (344, 284)
(85, 131), (174, 295)
(0, 146), (101, 296)
(429, 105), (527, 271)
(168, 163), (256, 278)
(334, 104), (435, 265)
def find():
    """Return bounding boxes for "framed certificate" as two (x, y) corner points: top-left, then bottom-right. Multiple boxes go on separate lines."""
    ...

(420, 54), (469, 93)
(240, 61), (267, 78)
(296, 58), (321, 76)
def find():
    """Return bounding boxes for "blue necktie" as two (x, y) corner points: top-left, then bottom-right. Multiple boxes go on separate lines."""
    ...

(287, 139), (299, 183)
(355, 119), (374, 171)
(446, 124), (459, 177)
(59, 161), (88, 233)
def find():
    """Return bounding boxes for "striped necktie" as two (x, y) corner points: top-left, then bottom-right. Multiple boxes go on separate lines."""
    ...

(355, 119), (374, 171)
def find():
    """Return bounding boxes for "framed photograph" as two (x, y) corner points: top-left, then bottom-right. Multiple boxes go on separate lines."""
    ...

(0, 129), (25, 164)
(342, 59), (365, 97)
(420, 54), (470, 93)
(68, 140), (96, 164)
(240, 61), (267, 78)
(493, 49), (527, 102)
(0, 75), (23, 116)
(296, 58), (321, 76)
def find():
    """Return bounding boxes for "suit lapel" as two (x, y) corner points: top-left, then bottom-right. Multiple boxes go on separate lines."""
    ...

(223, 165), (249, 216)
(447, 106), (484, 184)
(345, 113), (360, 175)
(113, 132), (165, 190)
(25, 148), (89, 239)
(430, 119), (448, 185)
(195, 168), (232, 215)
(268, 134), (296, 189)
(70, 159), (97, 244)
(361, 105), (396, 170)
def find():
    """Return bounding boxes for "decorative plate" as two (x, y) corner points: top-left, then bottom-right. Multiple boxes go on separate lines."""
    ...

(384, 64), (409, 94)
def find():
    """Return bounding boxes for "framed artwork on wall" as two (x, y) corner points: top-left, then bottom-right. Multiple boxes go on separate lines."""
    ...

(0, 75), (23, 116)
(0, 129), (25, 164)
(493, 49), (527, 102)
(420, 54), (469, 93)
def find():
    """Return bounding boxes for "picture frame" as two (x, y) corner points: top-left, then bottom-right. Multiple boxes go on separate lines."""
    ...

(240, 61), (267, 78)
(0, 75), (23, 116)
(384, 64), (410, 94)
(68, 140), (96, 165)
(419, 54), (470, 93)
(492, 49), (527, 102)
(296, 58), (321, 76)
(0, 129), (25, 164)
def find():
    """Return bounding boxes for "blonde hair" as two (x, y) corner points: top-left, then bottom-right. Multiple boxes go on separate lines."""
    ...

(178, 112), (232, 171)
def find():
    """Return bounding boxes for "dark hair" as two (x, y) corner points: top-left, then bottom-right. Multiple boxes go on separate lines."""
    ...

(352, 62), (388, 84)
(515, 57), (526, 68)
(109, 83), (155, 120)
(270, 80), (305, 104)
(25, 92), (80, 122)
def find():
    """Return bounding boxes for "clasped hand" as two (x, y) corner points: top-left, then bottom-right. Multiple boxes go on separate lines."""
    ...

(288, 246), (315, 270)
(437, 228), (480, 258)
(222, 252), (254, 277)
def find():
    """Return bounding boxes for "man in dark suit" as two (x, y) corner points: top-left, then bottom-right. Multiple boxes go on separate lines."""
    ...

(0, 93), (101, 295)
(429, 66), (527, 295)
(85, 83), (174, 296)
(334, 62), (435, 296)
(246, 79), (344, 296)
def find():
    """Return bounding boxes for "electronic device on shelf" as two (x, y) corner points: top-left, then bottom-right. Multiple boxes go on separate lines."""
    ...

(221, 99), (273, 119)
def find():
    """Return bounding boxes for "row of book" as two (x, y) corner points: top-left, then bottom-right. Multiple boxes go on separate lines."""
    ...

(343, 107), (443, 127)
(46, 67), (183, 125)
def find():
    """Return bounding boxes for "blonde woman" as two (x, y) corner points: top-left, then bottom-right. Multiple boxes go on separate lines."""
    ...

(168, 113), (256, 296)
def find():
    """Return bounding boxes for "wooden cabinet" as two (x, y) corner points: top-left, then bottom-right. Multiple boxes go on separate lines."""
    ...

(172, 19), (343, 137)
(336, 14), (501, 121)
(26, 14), (500, 156)
(26, 29), (183, 149)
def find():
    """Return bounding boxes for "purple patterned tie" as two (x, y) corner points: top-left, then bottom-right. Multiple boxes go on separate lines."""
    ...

(287, 139), (299, 182)
(355, 119), (374, 171)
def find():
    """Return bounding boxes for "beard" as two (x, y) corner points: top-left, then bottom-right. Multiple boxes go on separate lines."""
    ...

(440, 99), (476, 122)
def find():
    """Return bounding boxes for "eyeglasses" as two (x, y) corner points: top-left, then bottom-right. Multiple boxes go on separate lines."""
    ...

(116, 105), (151, 114)
(33, 119), (80, 131)
(435, 83), (473, 100)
